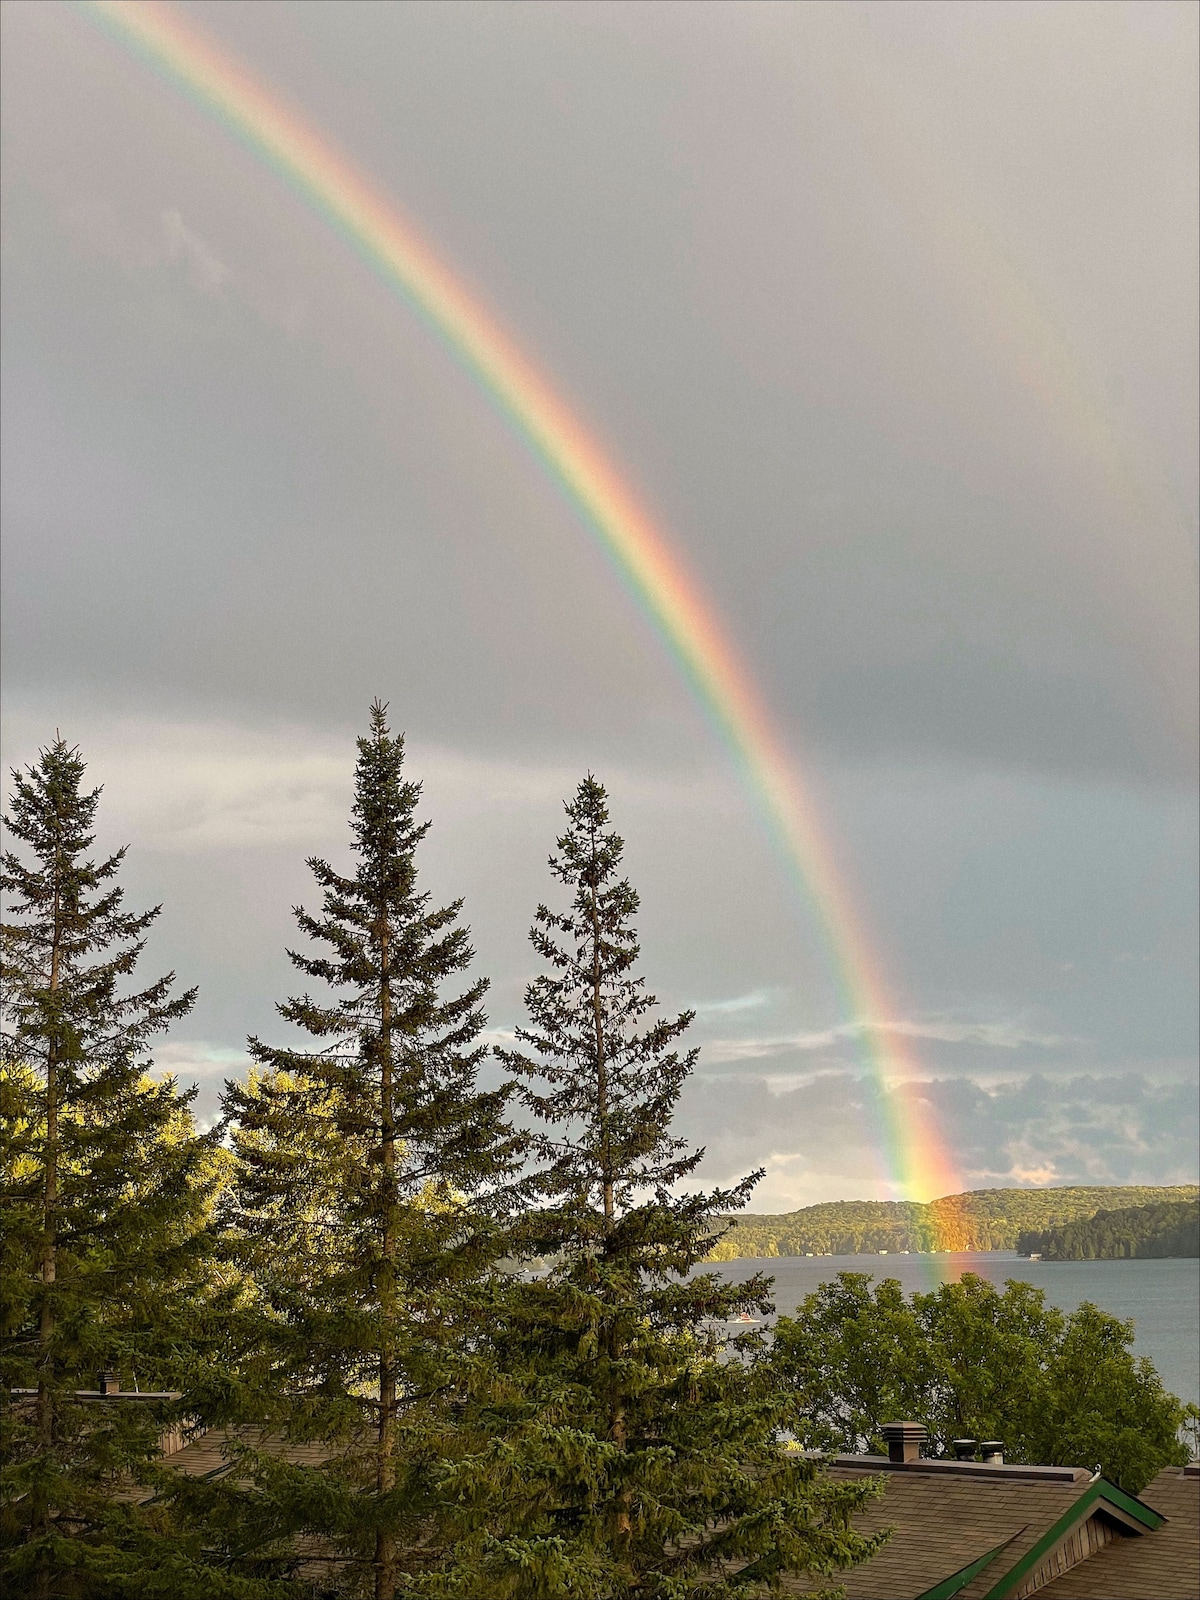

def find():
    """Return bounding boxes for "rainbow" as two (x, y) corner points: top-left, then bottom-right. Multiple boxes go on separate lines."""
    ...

(82, 0), (961, 1208)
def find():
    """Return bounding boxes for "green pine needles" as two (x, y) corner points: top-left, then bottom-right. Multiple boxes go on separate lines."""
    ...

(428, 777), (885, 1598)
(6, 715), (1188, 1598)
(1, 738), (220, 1595)
(218, 703), (523, 1599)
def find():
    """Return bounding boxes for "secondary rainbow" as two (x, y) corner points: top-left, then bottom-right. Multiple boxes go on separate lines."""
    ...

(83, 0), (961, 1208)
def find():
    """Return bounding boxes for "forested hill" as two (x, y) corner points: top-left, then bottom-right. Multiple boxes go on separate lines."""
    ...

(706, 1185), (1200, 1258)
(1017, 1198), (1199, 1261)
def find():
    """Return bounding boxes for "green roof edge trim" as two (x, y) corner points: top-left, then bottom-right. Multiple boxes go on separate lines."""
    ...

(980, 1479), (1165, 1600)
(1093, 1479), (1168, 1530)
(915, 1533), (1021, 1600)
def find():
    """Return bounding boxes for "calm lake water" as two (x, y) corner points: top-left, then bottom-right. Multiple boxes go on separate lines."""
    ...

(708, 1252), (1200, 1405)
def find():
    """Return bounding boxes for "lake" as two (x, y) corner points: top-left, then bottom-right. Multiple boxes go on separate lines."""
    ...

(708, 1251), (1200, 1406)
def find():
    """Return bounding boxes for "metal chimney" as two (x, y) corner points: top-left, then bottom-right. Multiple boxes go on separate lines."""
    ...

(880, 1421), (928, 1464)
(952, 1438), (978, 1460)
(980, 1440), (1004, 1465)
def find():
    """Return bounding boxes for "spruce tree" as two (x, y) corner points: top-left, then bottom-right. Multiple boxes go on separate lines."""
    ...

(433, 777), (883, 1598)
(217, 703), (522, 1599)
(0, 738), (222, 1595)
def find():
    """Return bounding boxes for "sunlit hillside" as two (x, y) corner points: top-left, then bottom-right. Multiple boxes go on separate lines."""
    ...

(708, 1185), (1200, 1258)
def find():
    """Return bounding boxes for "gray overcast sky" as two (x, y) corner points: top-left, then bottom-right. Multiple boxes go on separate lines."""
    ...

(2, 0), (1196, 1206)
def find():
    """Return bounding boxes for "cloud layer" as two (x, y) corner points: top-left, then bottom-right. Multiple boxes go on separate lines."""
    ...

(677, 1070), (1200, 1210)
(2, 3), (1195, 1202)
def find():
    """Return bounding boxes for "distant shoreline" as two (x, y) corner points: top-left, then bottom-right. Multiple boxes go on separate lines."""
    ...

(708, 1184), (1199, 1261)
(709, 1248), (1197, 1261)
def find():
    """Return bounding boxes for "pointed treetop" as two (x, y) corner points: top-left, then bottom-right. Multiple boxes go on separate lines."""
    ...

(553, 774), (625, 889)
(4, 738), (116, 896)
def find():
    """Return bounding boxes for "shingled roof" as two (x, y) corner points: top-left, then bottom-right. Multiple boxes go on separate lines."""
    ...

(152, 1420), (1199, 1598)
(780, 1454), (1196, 1600)
(1035, 1466), (1199, 1600)
(159, 1424), (330, 1479)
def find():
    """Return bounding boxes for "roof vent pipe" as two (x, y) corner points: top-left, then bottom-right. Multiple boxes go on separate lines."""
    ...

(980, 1441), (1004, 1465)
(952, 1438), (978, 1460)
(880, 1421), (928, 1464)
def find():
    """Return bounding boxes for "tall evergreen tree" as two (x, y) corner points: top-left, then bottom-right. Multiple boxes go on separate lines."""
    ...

(217, 703), (522, 1599)
(0, 738), (221, 1595)
(432, 777), (883, 1598)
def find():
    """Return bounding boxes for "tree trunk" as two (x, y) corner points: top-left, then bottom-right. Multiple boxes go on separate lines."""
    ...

(374, 897), (397, 1600)
(587, 846), (631, 1555)
(588, 871), (613, 1234)
(34, 839), (64, 1598)
(38, 1045), (58, 1443)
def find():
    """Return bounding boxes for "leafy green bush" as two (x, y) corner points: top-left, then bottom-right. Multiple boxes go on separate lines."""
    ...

(770, 1271), (1190, 1492)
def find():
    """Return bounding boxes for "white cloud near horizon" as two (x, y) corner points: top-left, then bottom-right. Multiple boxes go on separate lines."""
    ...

(693, 990), (774, 1016)
(675, 1068), (1200, 1210)
(153, 1037), (1197, 1208)
(702, 1017), (1074, 1064)
(154, 1039), (251, 1082)
(0, 708), (735, 856)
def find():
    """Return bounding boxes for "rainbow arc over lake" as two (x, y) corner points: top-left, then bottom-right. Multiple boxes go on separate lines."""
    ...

(85, 0), (961, 1209)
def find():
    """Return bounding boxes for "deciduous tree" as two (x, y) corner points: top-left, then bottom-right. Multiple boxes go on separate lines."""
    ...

(771, 1270), (1189, 1491)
